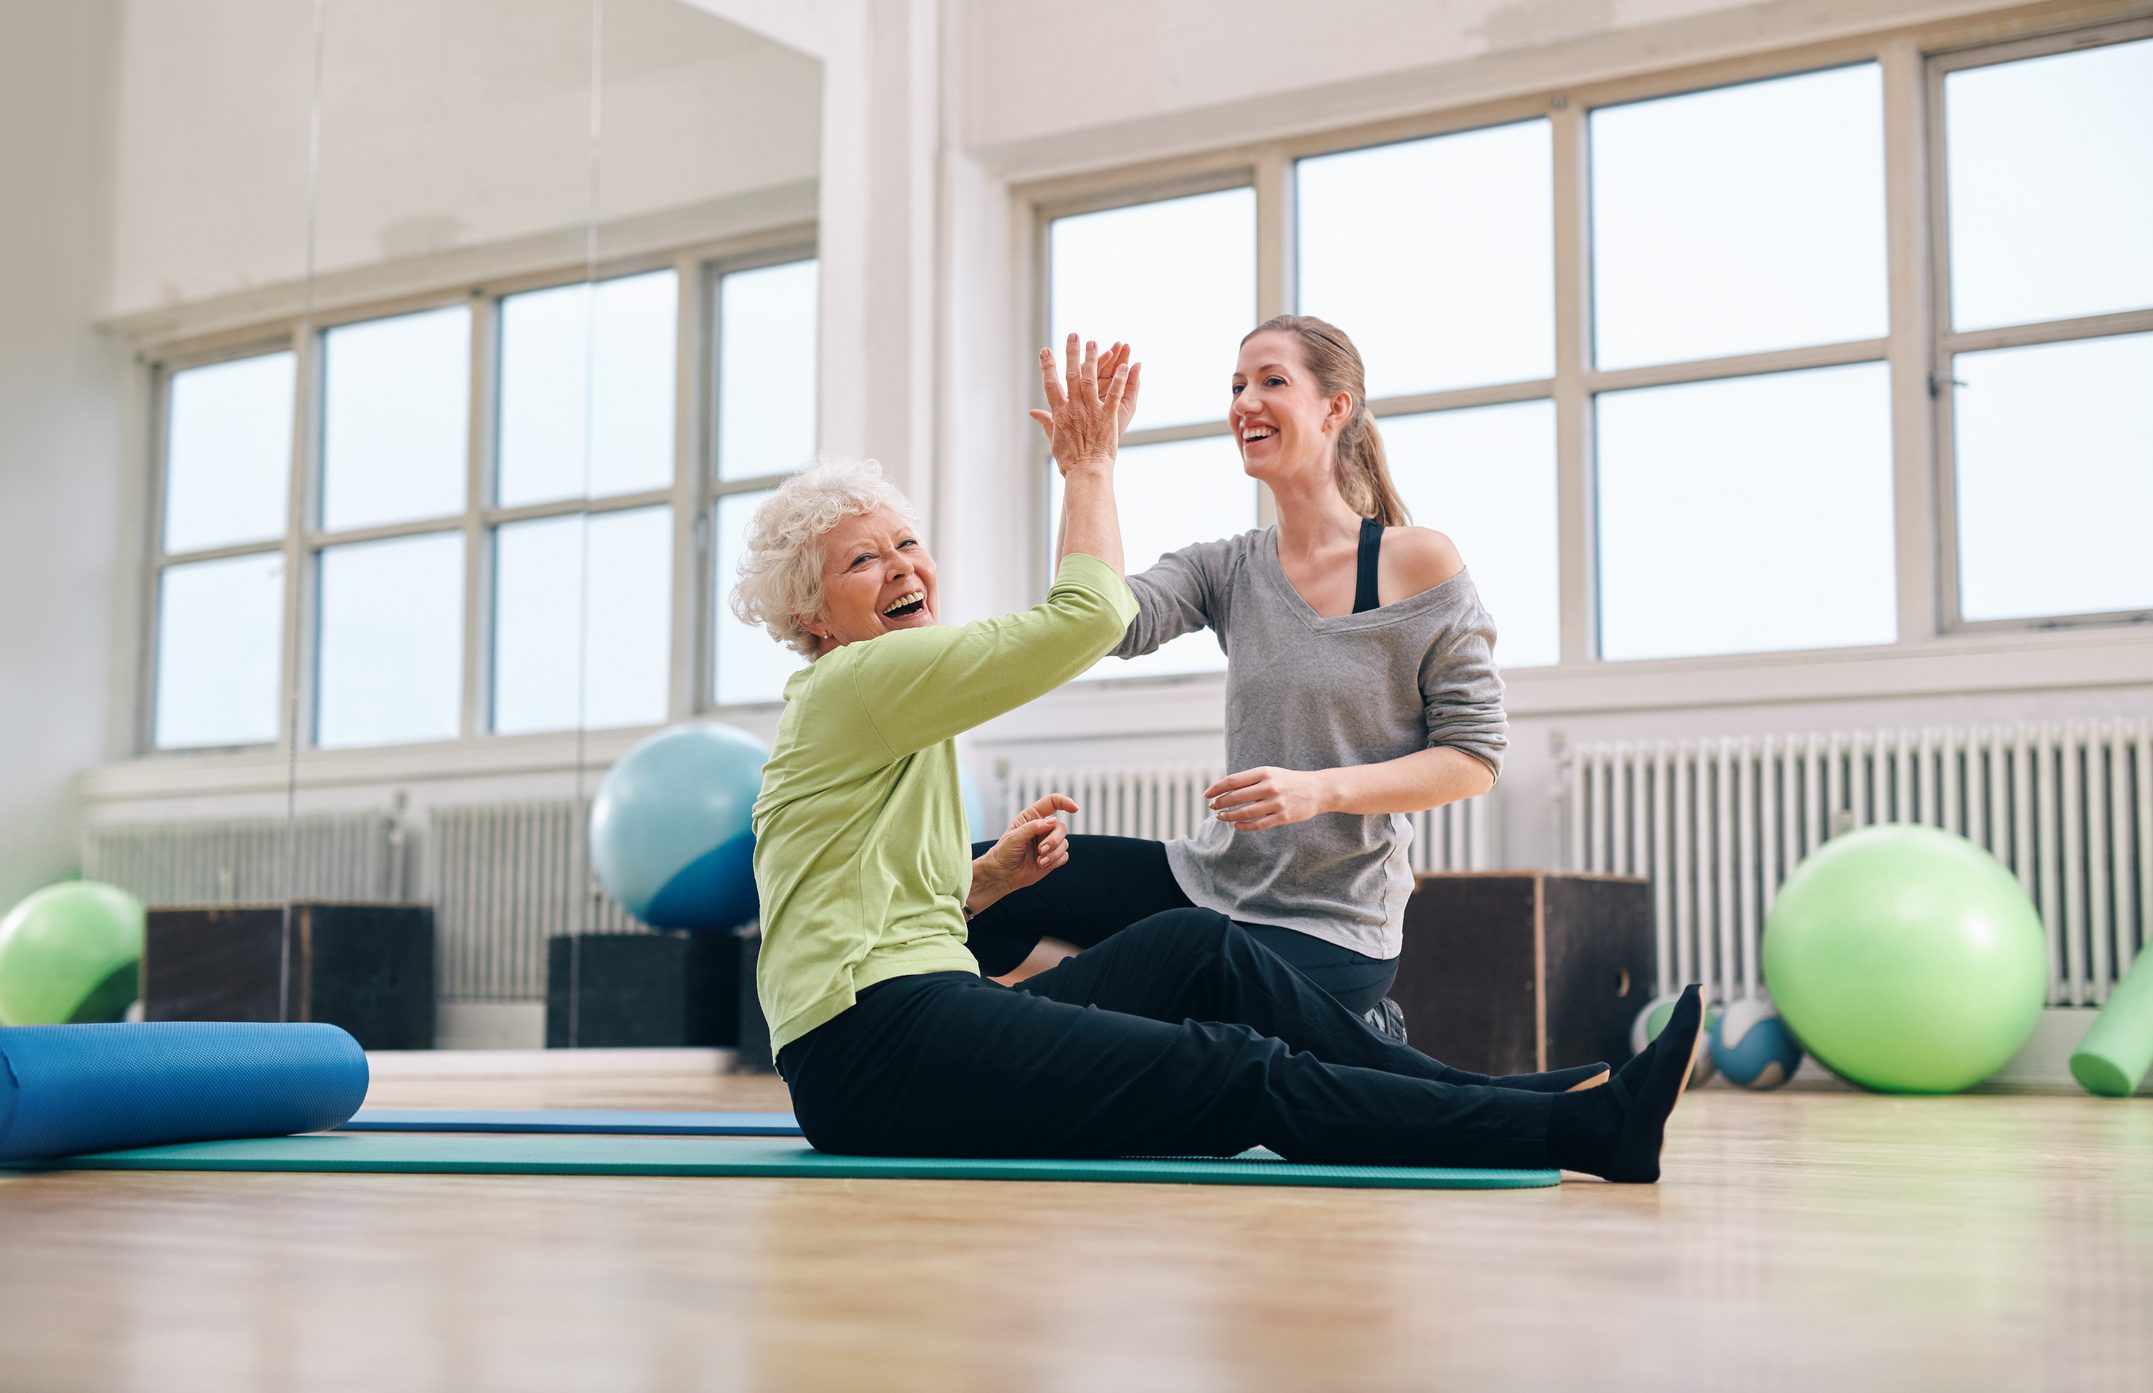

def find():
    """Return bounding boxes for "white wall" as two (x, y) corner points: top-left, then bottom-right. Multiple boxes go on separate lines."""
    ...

(103, 0), (820, 320)
(0, 0), (129, 908)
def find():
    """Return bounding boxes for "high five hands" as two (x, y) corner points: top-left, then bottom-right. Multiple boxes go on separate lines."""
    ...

(1030, 336), (1140, 472)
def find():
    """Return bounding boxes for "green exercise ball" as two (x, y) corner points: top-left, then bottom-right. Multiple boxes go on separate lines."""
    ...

(0, 881), (146, 1026)
(1762, 824), (2045, 1094)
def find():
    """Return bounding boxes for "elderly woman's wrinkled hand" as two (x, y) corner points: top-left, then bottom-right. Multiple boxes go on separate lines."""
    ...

(1027, 334), (1137, 476)
(970, 793), (1078, 908)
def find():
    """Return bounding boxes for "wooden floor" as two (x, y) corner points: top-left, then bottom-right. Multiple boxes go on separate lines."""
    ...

(3, 1073), (2148, 1393)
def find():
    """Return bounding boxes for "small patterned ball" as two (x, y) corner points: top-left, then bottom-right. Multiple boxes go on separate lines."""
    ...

(1709, 997), (1805, 1090)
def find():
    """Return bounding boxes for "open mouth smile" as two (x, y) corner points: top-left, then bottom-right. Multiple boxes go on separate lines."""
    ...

(882, 591), (927, 619)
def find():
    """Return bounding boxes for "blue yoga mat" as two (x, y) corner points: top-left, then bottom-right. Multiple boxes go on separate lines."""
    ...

(0, 1022), (368, 1163)
(344, 1108), (801, 1135)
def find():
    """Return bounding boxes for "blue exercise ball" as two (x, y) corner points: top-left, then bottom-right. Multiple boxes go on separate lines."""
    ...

(591, 723), (768, 931)
(1710, 997), (1804, 1090)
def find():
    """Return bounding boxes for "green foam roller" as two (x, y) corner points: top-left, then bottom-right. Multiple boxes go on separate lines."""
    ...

(2070, 950), (2153, 1097)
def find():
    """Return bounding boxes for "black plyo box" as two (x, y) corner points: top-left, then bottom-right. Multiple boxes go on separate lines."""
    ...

(545, 932), (741, 1049)
(1391, 872), (1655, 1076)
(142, 902), (436, 1051)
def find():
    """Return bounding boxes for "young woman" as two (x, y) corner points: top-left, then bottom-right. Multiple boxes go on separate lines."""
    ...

(729, 334), (1700, 1179)
(973, 317), (1501, 1043)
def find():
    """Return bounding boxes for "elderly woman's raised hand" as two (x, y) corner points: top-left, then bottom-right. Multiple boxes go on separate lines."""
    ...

(1029, 334), (1138, 476)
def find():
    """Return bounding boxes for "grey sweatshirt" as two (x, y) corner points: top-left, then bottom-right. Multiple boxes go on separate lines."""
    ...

(1111, 526), (1507, 960)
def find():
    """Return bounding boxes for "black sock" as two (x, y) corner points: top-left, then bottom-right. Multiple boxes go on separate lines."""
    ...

(1546, 985), (1702, 1182)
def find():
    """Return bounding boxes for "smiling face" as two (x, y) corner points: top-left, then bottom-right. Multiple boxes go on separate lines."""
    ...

(804, 505), (938, 655)
(1229, 330), (1354, 484)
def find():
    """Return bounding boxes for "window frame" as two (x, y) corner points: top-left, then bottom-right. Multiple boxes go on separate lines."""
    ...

(1926, 17), (2153, 636)
(135, 228), (817, 760)
(1017, 14), (2153, 698)
(707, 242), (823, 708)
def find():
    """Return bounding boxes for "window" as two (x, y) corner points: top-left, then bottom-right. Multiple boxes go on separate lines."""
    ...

(1938, 33), (2153, 626)
(144, 240), (817, 754)
(1045, 189), (1258, 679)
(1590, 65), (1887, 370)
(711, 256), (820, 705)
(149, 350), (294, 750)
(320, 305), (471, 532)
(1298, 119), (1558, 667)
(1298, 120), (1553, 396)
(486, 269), (680, 732)
(493, 507), (673, 734)
(1596, 364), (1896, 661)
(498, 270), (678, 507)
(1384, 402), (1561, 669)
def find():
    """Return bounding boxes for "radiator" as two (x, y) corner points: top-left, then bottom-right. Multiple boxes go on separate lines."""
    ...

(998, 762), (1493, 871)
(81, 811), (405, 906)
(427, 799), (641, 1001)
(1563, 720), (2152, 1009)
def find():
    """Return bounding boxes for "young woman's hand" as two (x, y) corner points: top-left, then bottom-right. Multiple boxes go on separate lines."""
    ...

(1029, 335), (1138, 472)
(968, 793), (1079, 911)
(1205, 767), (1332, 832)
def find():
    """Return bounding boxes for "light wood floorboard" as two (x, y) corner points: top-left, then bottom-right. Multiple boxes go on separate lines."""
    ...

(3, 1077), (2148, 1392)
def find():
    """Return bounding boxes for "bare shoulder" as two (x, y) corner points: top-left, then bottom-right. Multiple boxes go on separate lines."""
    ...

(1383, 526), (1466, 597)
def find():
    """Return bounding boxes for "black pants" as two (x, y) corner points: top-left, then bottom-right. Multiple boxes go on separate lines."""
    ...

(966, 834), (1399, 1014)
(778, 910), (1555, 1168)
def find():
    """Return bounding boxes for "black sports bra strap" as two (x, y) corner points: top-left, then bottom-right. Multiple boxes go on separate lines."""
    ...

(1353, 517), (1383, 614)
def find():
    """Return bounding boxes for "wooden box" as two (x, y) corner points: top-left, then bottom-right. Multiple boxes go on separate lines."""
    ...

(1390, 872), (1654, 1076)
(142, 902), (435, 1050)
(545, 931), (742, 1049)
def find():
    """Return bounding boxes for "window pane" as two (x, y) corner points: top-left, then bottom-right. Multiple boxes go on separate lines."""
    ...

(1945, 38), (2153, 332)
(493, 508), (673, 733)
(717, 260), (818, 482)
(1298, 121), (1553, 397)
(320, 306), (471, 531)
(1050, 189), (1256, 431)
(1954, 332), (2153, 622)
(316, 532), (464, 747)
(163, 353), (293, 554)
(1591, 65), (1887, 370)
(714, 489), (806, 705)
(1053, 437), (1257, 680)
(1383, 401), (1560, 668)
(153, 553), (283, 749)
(1596, 363), (1894, 660)
(498, 270), (679, 507)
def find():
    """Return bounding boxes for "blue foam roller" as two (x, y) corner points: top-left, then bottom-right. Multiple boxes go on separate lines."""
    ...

(0, 1022), (368, 1162)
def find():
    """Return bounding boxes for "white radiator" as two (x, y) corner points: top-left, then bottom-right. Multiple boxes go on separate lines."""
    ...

(81, 811), (405, 906)
(427, 799), (641, 1001)
(999, 762), (1493, 871)
(1562, 721), (2152, 1009)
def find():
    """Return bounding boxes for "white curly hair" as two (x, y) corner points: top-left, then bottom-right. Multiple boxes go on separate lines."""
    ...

(729, 457), (919, 660)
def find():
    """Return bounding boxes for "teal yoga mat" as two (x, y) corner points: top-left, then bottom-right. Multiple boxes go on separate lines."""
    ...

(9, 1133), (1559, 1189)
(343, 1109), (802, 1135)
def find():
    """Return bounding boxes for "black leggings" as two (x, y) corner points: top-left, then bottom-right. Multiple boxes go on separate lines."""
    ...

(777, 910), (1556, 1168)
(965, 834), (1398, 1014)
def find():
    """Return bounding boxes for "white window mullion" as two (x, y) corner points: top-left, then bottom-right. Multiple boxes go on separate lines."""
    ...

(671, 256), (709, 720)
(461, 292), (498, 741)
(1884, 36), (1939, 648)
(1549, 95), (1594, 666)
(281, 323), (320, 755)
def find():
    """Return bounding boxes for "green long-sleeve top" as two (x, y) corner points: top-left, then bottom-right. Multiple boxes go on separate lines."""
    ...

(750, 551), (1138, 1055)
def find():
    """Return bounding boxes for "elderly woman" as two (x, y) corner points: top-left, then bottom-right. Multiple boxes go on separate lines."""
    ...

(729, 336), (1699, 1180)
